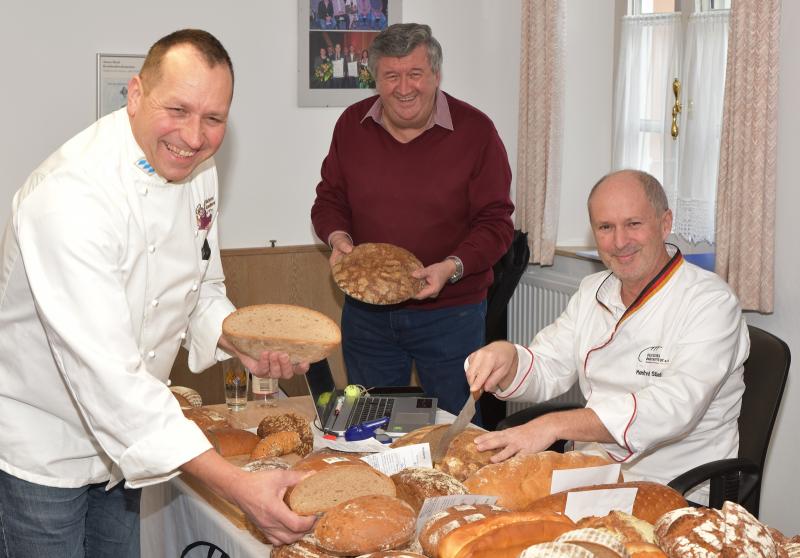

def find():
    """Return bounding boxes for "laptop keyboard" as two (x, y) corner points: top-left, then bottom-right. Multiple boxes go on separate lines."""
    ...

(345, 397), (394, 428)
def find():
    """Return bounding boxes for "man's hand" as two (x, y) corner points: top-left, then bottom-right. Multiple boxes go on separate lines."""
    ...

(412, 260), (454, 299)
(218, 335), (310, 379)
(328, 231), (353, 266)
(464, 341), (519, 393)
(473, 419), (558, 463)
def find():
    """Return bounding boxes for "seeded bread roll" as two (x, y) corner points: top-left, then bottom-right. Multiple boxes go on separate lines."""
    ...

(419, 503), (508, 558)
(222, 304), (341, 363)
(390, 467), (468, 513)
(314, 495), (416, 556)
(288, 463), (397, 515)
(257, 412), (313, 457)
(463, 451), (621, 511)
(331, 243), (426, 305)
(205, 427), (260, 457)
(249, 431), (300, 460)
(390, 425), (495, 481)
(526, 481), (687, 524)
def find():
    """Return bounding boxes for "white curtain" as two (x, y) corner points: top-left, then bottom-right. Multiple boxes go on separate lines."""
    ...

(675, 11), (729, 243)
(612, 14), (682, 191)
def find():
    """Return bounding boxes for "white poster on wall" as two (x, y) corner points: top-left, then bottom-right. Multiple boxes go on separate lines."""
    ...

(96, 53), (145, 119)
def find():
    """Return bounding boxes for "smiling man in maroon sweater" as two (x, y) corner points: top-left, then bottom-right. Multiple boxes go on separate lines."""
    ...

(311, 23), (514, 416)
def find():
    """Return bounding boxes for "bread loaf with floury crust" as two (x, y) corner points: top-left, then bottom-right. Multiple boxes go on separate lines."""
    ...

(577, 510), (657, 544)
(654, 506), (725, 557)
(437, 510), (576, 558)
(390, 466), (468, 513)
(222, 304), (341, 363)
(271, 534), (338, 557)
(419, 503), (508, 558)
(555, 527), (630, 557)
(463, 451), (621, 511)
(314, 495), (416, 556)
(287, 462), (396, 515)
(256, 412), (314, 457)
(525, 481), (687, 524)
(331, 243), (426, 305)
(204, 427), (260, 457)
(390, 425), (495, 481)
(518, 542), (596, 557)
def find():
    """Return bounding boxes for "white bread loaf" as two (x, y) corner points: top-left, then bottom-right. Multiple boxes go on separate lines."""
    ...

(222, 304), (341, 363)
(249, 431), (300, 460)
(256, 411), (314, 457)
(204, 427), (260, 457)
(390, 466), (468, 513)
(287, 462), (396, 515)
(526, 481), (687, 524)
(555, 527), (631, 557)
(314, 495), (416, 556)
(463, 451), (621, 511)
(419, 503), (507, 558)
(437, 511), (576, 558)
(390, 425), (495, 481)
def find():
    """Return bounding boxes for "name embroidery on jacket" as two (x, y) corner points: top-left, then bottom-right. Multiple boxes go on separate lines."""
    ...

(635, 345), (670, 378)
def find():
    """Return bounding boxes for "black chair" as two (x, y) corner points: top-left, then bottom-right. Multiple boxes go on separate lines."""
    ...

(480, 230), (531, 429)
(497, 325), (790, 517)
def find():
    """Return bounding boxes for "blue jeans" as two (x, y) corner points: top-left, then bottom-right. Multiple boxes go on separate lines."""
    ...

(0, 470), (141, 558)
(342, 298), (486, 418)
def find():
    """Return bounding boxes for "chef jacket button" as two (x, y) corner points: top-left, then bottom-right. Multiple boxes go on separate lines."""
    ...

(151, 299), (159, 307)
(194, 230), (199, 237)
(166, 379), (172, 386)
(180, 332), (187, 340)
(140, 187), (148, 196)
(148, 245), (156, 253)
(191, 283), (198, 292)
(148, 350), (156, 359)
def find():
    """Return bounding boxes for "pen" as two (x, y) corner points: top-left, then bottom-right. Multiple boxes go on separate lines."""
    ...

(333, 396), (344, 417)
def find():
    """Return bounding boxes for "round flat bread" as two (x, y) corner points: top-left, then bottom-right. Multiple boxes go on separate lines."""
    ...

(332, 243), (426, 305)
(222, 304), (341, 364)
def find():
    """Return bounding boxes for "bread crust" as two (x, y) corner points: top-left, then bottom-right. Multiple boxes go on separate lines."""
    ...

(205, 427), (260, 457)
(390, 425), (495, 481)
(249, 431), (301, 460)
(257, 412), (314, 456)
(419, 503), (507, 558)
(390, 467), (468, 513)
(331, 243), (426, 305)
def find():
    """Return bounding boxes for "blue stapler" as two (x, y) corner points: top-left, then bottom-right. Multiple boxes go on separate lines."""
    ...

(344, 416), (391, 442)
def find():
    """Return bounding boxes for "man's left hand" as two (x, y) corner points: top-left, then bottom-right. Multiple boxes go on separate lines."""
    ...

(218, 335), (310, 379)
(412, 260), (454, 299)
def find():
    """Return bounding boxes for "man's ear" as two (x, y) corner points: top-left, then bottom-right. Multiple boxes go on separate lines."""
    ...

(126, 75), (143, 117)
(661, 208), (674, 239)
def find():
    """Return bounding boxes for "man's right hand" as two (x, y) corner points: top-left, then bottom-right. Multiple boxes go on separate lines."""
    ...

(328, 231), (353, 266)
(464, 341), (519, 393)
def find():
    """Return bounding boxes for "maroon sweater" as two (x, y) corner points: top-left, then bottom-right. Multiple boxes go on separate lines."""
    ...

(311, 92), (514, 310)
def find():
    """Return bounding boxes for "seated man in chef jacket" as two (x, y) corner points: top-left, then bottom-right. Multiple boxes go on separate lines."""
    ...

(465, 169), (750, 504)
(0, 29), (314, 555)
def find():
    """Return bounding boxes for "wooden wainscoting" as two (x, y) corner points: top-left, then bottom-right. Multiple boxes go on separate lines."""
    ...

(169, 244), (345, 405)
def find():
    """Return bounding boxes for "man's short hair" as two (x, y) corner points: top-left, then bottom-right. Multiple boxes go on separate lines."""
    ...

(368, 23), (442, 78)
(139, 29), (234, 91)
(588, 169), (669, 215)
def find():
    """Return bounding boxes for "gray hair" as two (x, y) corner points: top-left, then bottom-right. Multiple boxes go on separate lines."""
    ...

(368, 23), (442, 78)
(587, 169), (669, 215)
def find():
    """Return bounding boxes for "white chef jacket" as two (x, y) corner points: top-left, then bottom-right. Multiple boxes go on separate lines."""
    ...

(496, 248), (749, 500)
(0, 108), (235, 489)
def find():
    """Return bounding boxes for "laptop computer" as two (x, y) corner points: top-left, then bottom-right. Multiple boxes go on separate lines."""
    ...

(304, 360), (438, 437)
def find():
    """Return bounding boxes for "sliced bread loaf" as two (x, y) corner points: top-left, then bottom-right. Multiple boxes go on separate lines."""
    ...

(222, 304), (341, 363)
(288, 462), (396, 515)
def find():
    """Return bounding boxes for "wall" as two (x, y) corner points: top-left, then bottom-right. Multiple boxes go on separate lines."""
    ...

(0, 0), (520, 248)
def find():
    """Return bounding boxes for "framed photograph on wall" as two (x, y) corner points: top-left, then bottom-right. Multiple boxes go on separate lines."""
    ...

(298, 0), (402, 107)
(96, 53), (145, 119)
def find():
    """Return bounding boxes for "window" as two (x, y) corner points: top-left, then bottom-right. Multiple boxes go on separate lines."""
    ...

(613, 0), (730, 244)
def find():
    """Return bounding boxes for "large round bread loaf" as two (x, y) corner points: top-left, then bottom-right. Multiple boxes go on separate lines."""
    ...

(391, 467), (468, 513)
(257, 412), (314, 457)
(390, 425), (495, 481)
(288, 462), (396, 515)
(222, 304), (341, 363)
(314, 495), (416, 556)
(463, 451), (621, 511)
(437, 511), (575, 558)
(721, 500), (779, 557)
(332, 243), (426, 305)
(654, 506), (724, 557)
(419, 503), (507, 558)
(205, 427), (260, 457)
(525, 481), (687, 524)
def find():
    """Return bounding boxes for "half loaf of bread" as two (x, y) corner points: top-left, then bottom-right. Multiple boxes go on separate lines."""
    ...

(287, 461), (396, 515)
(222, 304), (341, 363)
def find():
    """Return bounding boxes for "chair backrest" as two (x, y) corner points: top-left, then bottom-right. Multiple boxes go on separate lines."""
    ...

(737, 325), (790, 472)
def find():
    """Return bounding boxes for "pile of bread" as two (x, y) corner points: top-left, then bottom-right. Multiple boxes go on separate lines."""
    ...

(178, 404), (799, 558)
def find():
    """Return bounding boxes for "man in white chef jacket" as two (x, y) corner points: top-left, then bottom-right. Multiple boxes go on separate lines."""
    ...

(0, 29), (315, 556)
(465, 170), (750, 505)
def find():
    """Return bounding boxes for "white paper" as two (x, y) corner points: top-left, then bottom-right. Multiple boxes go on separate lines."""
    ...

(317, 437), (389, 453)
(360, 443), (432, 475)
(550, 463), (621, 494)
(332, 58), (345, 78)
(347, 61), (358, 76)
(563, 487), (638, 522)
(415, 495), (499, 536)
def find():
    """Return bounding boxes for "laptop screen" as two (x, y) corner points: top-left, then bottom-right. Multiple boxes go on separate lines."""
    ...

(305, 360), (339, 427)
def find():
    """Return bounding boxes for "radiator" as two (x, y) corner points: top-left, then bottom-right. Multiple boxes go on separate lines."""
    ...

(505, 269), (586, 415)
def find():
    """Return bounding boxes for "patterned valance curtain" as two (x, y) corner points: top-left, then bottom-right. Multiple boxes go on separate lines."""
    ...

(515, 0), (566, 266)
(714, 0), (780, 312)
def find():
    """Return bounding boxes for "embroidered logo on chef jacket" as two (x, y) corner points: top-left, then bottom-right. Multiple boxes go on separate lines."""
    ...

(635, 345), (670, 378)
(135, 157), (156, 176)
(195, 196), (215, 231)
